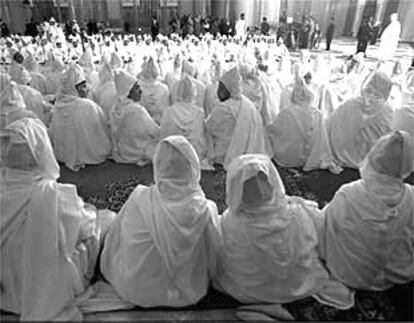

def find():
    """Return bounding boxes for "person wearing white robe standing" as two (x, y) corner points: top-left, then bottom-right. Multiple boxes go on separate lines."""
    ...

(327, 71), (394, 169)
(268, 74), (340, 173)
(378, 13), (401, 61)
(138, 57), (170, 124)
(109, 69), (160, 166)
(160, 75), (213, 168)
(212, 154), (354, 310)
(100, 136), (219, 307)
(205, 66), (271, 169)
(317, 131), (414, 291)
(50, 64), (111, 171)
(235, 13), (247, 38)
(0, 117), (102, 320)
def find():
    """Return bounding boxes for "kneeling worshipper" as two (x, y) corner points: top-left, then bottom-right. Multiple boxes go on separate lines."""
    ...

(41, 51), (66, 95)
(110, 69), (160, 165)
(327, 71), (394, 169)
(100, 136), (219, 307)
(267, 74), (341, 173)
(179, 59), (206, 109)
(212, 155), (354, 320)
(392, 71), (414, 137)
(138, 57), (170, 124)
(205, 66), (271, 169)
(0, 117), (112, 320)
(0, 72), (37, 129)
(160, 75), (213, 168)
(49, 63), (111, 171)
(317, 131), (414, 291)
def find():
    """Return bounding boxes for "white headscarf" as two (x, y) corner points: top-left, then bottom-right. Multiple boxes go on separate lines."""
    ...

(98, 61), (114, 85)
(360, 130), (414, 207)
(58, 63), (86, 98)
(114, 68), (136, 99)
(220, 66), (242, 99)
(171, 74), (196, 103)
(140, 56), (160, 81)
(0, 72), (36, 129)
(361, 71), (393, 101)
(1, 117), (59, 180)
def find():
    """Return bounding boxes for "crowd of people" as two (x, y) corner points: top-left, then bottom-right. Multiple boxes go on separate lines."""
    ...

(1, 14), (414, 321)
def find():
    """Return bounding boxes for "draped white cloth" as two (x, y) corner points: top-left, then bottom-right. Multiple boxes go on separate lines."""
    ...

(318, 131), (414, 291)
(110, 69), (160, 165)
(392, 71), (414, 137)
(160, 76), (212, 166)
(50, 65), (111, 171)
(212, 154), (354, 308)
(101, 136), (219, 307)
(327, 72), (394, 168)
(92, 62), (117, 121)
(0, 118), (100, 320)
(268, 76), (340, 172)
(0, 72), (37, 129)
(205, 67), (271, 169)
(378, 17), (401, 61)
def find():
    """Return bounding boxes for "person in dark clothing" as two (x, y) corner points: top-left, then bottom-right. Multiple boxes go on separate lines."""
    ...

(0, 19), (10, 38)
(151, 15), (160, 40)
(370, 21), (381, 45)
(219, 18), (231, 36)
(299, 17), (311, 49)
(261, 17), (270, 35)
(356, 16), (373, 57)
(326, 16), (335, 51)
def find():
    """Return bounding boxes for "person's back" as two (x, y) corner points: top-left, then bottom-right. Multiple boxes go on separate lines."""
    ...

(327, 71), (393, 168)
(213, 154), (354, 308)
(318, 131), (414, 291)
(92, 61), (117, 121)
(100, 136), (218, 307)
(268, 73), (339, 172)
(0, 118), (102, 320)
(50, 64), (111, 171)
(392, 70), (414, 137)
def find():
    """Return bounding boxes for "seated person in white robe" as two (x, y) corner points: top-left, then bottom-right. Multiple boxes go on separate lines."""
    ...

(138, 57), (170, 124)
(8, 64), (51, 125)
(0, 117), (103, 320)
(78, 50), (99, 91)
(0, 72), (37, 129)
(40, 52), (65, 95)
(50, 64), (111, 171)
(100, 136), (219, 307)
(161, 75), (212, 168)
(392, 71), (414, 137)
(22, 51), (48, 95)
(268, 75), (340, 173)
(180, 60), (206, 108)
(212, 154), (354, 308)
(318, 131), (414, 291)
(110, 69), (159, 166)
(92, 61), (117, 121)
(327, 71), (394, 169)
(164, 53), (182, 92)
(203, 59), (222, 116)
(205, 66), (271, 169)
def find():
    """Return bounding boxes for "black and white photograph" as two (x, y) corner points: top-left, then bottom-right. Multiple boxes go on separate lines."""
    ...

(0, 0), (413, 321)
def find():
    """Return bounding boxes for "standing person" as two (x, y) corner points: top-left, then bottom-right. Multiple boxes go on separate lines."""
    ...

(370, 20), (381, 45)
(151, 15), (160, 41)
(378, 13), (401, 61)
(298, 16), (311, 49)
(261, 17), (270, 36)
(356, 16), (373, 57)
(326, 16), (335, 51)
(235, 13), (247, 38)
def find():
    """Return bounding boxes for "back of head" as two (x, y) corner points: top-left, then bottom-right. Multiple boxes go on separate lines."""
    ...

(114, 68), (136, 99)
(361, 70), (393, 101)
(140, 56), (160, 81)
(366, 131), (414, 179)
(219, 66), (242, 99)
(1, 117), (59, 179)
(291, 72), (316, 107)
(226, 154), (286, 213)
(173, 74), (196, 103)
(59, 63), (86, 97)
(154, 135), (200, 196)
